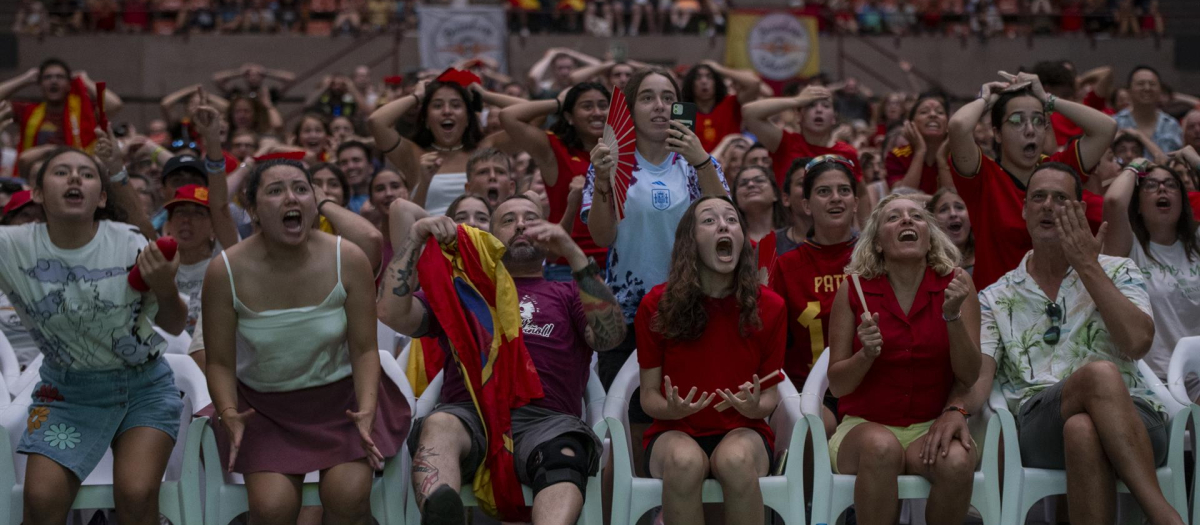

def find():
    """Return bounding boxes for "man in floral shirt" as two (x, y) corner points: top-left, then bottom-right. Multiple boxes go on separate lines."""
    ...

(975, 162), (1183, 525)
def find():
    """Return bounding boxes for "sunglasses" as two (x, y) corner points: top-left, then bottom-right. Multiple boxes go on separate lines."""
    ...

(1043, 301), (1063, 346)
(806, 154), (856, 172)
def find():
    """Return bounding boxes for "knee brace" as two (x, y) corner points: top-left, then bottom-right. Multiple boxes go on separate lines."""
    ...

(527, 434), (593, 499)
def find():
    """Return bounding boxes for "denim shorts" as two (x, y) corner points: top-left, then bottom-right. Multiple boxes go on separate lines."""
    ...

(18, 357), (184, 481)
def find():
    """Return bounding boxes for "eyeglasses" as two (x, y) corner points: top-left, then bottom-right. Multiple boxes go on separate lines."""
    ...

(736, 175), (771, 189)
(1043, 301), (1062, 346)
(1003, 113), (1047, 130)
(1141, 178), (1180, 193)
(805, 154), (856, 172)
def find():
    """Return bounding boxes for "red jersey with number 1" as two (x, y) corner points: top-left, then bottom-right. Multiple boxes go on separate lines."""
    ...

(545, 133), (606, 267)
(769, 129), (861, 188)
(768, 237), (857, 386)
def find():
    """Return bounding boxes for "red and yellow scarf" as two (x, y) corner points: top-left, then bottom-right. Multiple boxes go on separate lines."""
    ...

(416, 225), (543, 521)
(18, 77), (97, 154)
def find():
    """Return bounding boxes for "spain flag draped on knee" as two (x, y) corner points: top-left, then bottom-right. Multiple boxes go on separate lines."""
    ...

(416, 225), (543, 521)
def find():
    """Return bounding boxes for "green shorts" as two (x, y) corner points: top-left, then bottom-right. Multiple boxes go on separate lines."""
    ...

(827, 416), (934, 474)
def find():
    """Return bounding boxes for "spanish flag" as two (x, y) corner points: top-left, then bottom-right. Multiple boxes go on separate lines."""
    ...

(416, 225), (543, 521)
(404, 337), (445, 397)
(17, 77), (98, 154)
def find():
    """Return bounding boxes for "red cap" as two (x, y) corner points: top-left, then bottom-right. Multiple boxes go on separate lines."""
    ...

(164, 184), (210, 210)
(3, 190), (32, 216)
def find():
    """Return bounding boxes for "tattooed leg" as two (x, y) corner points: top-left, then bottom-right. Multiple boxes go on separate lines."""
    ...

(412, 412), (471, 511)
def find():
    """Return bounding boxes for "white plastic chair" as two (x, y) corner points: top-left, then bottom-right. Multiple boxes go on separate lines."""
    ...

(0, 331), (19, 399)
(12, 354), (43, 399)
(1166, 335), (1200, 525)
(404, 365), (609, 525)
(1167, 336), (1200, 406)
(993, 359), (1191, 525)
(603, 350), (808, 525)
(201, 349), (414, 525)
(800, 350), (1002, 525)
(0, 354), (207, 524)
(155, 327), (194, 356)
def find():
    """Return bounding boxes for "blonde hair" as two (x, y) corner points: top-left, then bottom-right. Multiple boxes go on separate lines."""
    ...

(846, 193), (961, 279)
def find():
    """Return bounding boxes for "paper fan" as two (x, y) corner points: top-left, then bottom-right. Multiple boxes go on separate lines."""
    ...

(601, 87), (637, 221)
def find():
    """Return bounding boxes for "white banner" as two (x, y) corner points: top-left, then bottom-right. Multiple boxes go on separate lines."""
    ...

(417, 5), (508, 73)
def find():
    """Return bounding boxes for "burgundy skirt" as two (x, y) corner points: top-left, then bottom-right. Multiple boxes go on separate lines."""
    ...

(203, 376), (411, 475)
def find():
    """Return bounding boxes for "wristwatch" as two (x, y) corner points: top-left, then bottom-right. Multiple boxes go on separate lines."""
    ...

(571, 257), (602, 281)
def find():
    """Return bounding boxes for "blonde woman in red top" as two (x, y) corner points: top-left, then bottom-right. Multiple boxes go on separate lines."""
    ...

(826, 193), (981, 525)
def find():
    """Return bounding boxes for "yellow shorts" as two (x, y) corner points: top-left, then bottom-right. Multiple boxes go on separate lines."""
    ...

(827, 416), (934, 474)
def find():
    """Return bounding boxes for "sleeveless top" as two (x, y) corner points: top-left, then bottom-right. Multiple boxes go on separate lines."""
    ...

(222, 236), (354, 393)
(424, 172), (468, 217)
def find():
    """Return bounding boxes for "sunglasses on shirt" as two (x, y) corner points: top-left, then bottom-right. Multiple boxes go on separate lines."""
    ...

(1043, 301), (1063, 346)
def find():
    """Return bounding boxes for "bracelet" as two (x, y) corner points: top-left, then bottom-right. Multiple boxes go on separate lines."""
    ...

(317, 198), (336, 211)
(692, 156), (713, 170)
(555, 98), (563, 114)
(942, 310), (962, 322)
(571, 258), (602, 282)
(942, 405), (971, 418)
(204, 157), (226, 173)
(109, 168), (129, 185)
(1044, 94), (1057, 113)
(217, 406), (237, 423)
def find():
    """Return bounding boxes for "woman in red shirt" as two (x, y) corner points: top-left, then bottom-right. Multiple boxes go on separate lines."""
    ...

(769, 156), (858, 437)
(680, 61), (763, 153)
(637, 196), (786, 525)
(500, 82), (611, 277)
(826, 193), (981, 525)
(730, 165), (789, 282)
(885, 93), (952, 195)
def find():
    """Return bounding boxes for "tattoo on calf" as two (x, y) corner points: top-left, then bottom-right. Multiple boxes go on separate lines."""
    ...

(413, 444), (442, 507)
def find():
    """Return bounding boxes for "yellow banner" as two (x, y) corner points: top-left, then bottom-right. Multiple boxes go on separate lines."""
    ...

(725, 11), (820, 81)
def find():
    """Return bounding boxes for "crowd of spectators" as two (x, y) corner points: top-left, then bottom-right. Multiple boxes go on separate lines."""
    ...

(11, 0), (1166, 37)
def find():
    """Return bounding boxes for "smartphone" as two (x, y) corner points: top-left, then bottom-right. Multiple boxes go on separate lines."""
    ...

(670, 102), (697, 133)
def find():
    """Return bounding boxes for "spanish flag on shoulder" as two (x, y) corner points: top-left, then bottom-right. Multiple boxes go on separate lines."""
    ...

(416, 224), (543, 521)
(17, 76), (98, 154)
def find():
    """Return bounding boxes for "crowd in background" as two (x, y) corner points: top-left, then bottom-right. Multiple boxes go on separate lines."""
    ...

(11, 0), (1167, 37)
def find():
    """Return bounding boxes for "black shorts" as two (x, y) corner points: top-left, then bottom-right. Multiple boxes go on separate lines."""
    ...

(643, 429), (773, 478)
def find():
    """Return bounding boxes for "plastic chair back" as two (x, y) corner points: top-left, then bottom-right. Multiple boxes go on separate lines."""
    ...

(0, 332), (18, 398)
(155, 326), (194, 356)
(1137, 359), (1186, 416)
(800, 350), (831, 416)
(1167, 336), (1200, 404)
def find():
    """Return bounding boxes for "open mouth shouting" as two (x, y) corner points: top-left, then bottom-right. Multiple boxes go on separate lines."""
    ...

(715, 236), (735, 263)
(282, 209), (304, 231)
(63, 188), (84, 206)
(898, 228), (920, 243)
(1155, 196), (1173, 211)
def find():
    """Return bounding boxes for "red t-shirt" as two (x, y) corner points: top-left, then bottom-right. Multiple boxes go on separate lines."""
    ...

(769, 129), (861, 188)
(885, 144), (939, 195)
(839, 267), (955, 427)
(949, 139), (1104, 290)
(768, 237), (856, 386)
(696, 95), (743, 154)
(1050, 112), (1083, 147)
(545, 133), (606, 268)
(636, 284), (786, 449)
(1082, 90), (1115, 116)
(1189, 192), (1200, 220)
(752, 230), (778, 277)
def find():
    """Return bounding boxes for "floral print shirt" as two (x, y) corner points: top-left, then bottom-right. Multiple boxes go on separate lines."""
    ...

(980, 252), (1162, 415)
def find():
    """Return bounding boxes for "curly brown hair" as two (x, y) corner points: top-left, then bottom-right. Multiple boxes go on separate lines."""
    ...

(651, 196), (763, 340)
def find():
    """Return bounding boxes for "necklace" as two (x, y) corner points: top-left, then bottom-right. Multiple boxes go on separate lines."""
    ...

(431, 143), (464, 153)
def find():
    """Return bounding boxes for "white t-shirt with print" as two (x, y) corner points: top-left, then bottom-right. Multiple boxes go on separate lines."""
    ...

(0, 221), (166, 370)
(1129, 230), (1200, 386)
(581, 151), (727, 321)
(980, 252), (1159, 414)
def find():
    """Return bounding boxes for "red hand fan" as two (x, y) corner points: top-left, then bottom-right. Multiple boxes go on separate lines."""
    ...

(601, 87), (637, 221)
(129, 236), (178, 292)
(96, 81), (109, 131)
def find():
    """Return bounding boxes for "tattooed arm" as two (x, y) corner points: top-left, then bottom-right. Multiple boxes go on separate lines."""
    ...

(376, 216), (459, 336)
(524, 221), (627, 351)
